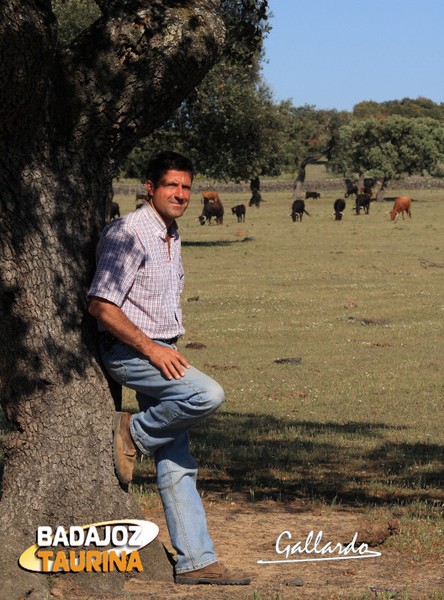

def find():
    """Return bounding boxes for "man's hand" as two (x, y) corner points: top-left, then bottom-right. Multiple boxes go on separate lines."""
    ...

(88, 297), (190, 380)
(146, 343), (190, 380)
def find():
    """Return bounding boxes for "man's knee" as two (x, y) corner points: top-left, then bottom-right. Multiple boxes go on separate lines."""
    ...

(210, 380), (225, 411)
(198, 378), (224, 414)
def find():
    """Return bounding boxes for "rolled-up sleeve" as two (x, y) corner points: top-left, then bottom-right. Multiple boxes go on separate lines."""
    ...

(88, 221), (144, 307)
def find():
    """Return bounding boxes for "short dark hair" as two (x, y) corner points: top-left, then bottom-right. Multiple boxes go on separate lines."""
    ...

(146, 151), (194, 187)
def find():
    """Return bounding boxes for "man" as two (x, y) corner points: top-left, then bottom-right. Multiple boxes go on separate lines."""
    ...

(88, 151), (250, 586)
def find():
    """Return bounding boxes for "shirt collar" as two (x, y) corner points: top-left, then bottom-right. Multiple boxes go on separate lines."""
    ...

(144, 203), (179, 240)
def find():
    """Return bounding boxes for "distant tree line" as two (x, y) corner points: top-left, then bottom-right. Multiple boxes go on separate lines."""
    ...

(122, 86), (444, 193)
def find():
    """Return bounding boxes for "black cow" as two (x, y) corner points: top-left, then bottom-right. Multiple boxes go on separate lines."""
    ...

(305, 191), (320, 199)
(333, 198), (346, 221)
(249, 189), (261, 207)
(250, 176), (260, 193)
(291, 199), (310, 222)
(344, 179), (359, 198)
(110, 201), (120, 220)
(231, 204), (246, 223)
(355, 193), (371, 215)
(363, 177), (377, 195)
(199, 198), (224, 225)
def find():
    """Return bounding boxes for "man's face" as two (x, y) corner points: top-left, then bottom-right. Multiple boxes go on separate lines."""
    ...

(146, 170), (192, 227)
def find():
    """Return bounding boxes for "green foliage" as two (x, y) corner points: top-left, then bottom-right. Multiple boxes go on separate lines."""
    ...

(121, 57), (288, 182)
(113, 1), (271, 182)
(52, 0), (100, 45)
(275, 103), (350, 173)
(221, 0), (270, 66)
(329, 116), (444, 180)
(353, 97), (444, 121)
(178, 64), (285, 181)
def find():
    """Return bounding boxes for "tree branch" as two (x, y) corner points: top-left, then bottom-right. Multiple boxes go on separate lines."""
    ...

(53, 0), (225, 170)
(0, 0), (56, 139)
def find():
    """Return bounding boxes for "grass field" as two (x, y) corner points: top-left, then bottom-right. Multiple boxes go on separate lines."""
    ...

(113, 185), (444, 511)
(116, 184), (443, 597)
(1, 182), (442, 598)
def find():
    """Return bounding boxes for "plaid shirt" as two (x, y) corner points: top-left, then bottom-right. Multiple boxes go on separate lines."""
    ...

(88, 203), (185, 340)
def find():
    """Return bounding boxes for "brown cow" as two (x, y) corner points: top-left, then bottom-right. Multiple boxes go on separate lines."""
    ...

(199, 197), (224, 225)
(201, 191), (220, 203)
(390, 196), (412, 221)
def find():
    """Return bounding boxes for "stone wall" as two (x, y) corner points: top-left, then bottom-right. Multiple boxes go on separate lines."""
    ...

(113, 176), (444, 197)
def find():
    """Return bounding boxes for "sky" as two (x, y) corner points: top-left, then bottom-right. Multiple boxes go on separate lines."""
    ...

(261, 0), (444, 112)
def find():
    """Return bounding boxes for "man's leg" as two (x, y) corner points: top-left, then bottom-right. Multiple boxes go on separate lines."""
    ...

(154, 434), (250, 583)
(100, 341), (250, 583)
(154, 431), (217, 573)
(129, 361), (224, 455)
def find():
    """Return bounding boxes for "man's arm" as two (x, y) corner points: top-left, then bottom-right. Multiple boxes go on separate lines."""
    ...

(88, 297), (190, 380)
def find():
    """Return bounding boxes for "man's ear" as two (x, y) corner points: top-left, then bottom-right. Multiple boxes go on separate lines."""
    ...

(145, 180), (154, 197)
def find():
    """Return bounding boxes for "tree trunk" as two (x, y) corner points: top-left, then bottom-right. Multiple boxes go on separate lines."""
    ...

(0, 145), (174, 599)
(292, 156), (321, 200)
(376, 177), (391, 201)
(0, 2), (225, 597)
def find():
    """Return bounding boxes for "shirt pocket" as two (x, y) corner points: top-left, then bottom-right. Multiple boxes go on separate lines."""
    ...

(135, 263), (164, 298)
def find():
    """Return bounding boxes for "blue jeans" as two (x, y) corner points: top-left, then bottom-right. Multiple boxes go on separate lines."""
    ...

(100, 339), (224, 574)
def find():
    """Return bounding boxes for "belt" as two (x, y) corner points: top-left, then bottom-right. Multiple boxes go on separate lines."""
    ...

(155, 337), (179, 345)
(99, 332), (178, 348)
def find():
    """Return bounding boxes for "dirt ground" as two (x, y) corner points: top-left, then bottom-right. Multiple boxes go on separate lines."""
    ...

(116, 497), (443, 600)
(47, 496), (443, 600)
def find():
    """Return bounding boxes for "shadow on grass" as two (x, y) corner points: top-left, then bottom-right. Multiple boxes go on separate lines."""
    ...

(133, 411), (443, 509)
(2, 407), (442, 509)
(182, 238), (254, 248)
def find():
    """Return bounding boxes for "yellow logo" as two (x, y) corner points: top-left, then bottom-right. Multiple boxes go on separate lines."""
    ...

(19, 519), (159, 573)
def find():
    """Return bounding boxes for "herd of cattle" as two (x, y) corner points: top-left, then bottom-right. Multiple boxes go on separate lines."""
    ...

(295, 193), (411, 222)
(112, 184), (412, 224)
(195, 187), (412, 225)
(197, 189), (262, 225)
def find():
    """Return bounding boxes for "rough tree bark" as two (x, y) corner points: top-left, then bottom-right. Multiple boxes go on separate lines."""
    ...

(0, 1), (224, 598)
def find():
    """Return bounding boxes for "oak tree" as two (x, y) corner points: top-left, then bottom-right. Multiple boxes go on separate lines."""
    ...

(329, 116), (444, 196)
(276, 104), (349, 199)
(0, 1), (230, 597)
